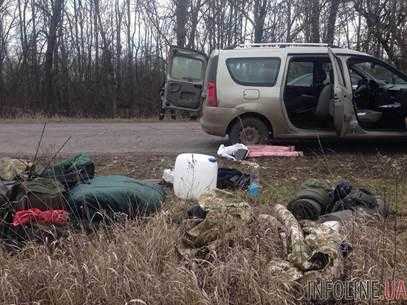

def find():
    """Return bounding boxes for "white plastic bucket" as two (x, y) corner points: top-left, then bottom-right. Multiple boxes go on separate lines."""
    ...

(173, 153), (218, 200)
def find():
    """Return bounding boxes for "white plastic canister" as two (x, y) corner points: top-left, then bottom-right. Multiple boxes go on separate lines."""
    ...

(173, 153), (218, 200)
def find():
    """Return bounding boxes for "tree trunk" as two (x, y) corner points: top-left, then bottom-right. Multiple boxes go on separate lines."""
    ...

(310, 0), (320, 43)
(286, 0), (292, 42)
(253, 0), (268, 43)
(44, 0), (64, 114)
(187, 0), (201, 49)
(325, 0), (340, 45)
(175, 0), (188, 47)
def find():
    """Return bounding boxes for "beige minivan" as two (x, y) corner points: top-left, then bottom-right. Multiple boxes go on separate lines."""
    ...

(163, 43), (407, 144)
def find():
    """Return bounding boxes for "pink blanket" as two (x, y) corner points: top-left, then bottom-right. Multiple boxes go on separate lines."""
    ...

(247, 145), (303, 158)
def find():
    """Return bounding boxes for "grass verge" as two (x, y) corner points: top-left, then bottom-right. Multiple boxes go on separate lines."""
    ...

(1, 151), (407, 304)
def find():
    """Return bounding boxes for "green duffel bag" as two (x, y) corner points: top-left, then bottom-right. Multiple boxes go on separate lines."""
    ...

(67, 175), (165, 222)
(300, 179), (332, 213)
(41, 153), (95, 189)
(14, 177), (67, 210)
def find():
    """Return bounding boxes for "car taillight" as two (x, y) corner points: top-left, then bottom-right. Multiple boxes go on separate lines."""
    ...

(207, 80), (218, 107)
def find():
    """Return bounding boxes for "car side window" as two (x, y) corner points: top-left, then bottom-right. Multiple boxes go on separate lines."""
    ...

(350, 69), (363, 89)
(349, 58), (407, 85)
(226, 57), (281, 86)
(286, 60), (314, 87)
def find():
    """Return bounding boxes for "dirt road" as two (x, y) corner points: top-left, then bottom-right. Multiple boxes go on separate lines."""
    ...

(0, 122), (225, 155)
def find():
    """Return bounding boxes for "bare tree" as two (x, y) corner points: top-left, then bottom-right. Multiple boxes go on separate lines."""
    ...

(310, 0), (321, 43)
(325, 0), (341, 44)
(354, 0), (407, 69)
(175, 0), (188, 47)
(43, 0), (65, 113)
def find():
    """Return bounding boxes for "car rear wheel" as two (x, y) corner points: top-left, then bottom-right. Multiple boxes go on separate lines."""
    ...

(228, 117), (271, 145)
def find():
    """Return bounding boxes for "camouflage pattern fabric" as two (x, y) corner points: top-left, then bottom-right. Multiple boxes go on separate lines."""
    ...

(299, 221), (345, 285)
(198, 191), (252, 222)
(302, 220), (344, 274)
(178, 196), (348, 285)
(178, 191), (252, 258)
(272, 204), (347, 275)
(0, 158), (27, 181)
(273, 204), (311, 270)
(267, 259), (303, 281)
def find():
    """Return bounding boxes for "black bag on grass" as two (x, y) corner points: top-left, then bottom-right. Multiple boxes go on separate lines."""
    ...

(217, 168), (251, 190)
(331, 188), (378, 212)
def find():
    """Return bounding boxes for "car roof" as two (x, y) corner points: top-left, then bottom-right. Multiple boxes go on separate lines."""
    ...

(217, 46), (370, 57)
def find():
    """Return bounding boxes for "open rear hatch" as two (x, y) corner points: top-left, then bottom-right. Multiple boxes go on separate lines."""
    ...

(163, 47), (208, 112)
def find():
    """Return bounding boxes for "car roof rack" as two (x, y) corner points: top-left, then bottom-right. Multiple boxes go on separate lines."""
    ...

(237, 42), (330, 48)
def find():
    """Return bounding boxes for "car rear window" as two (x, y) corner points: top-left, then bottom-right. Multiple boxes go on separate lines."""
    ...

(226, 57), (280, 86)
(171, 56), (205, 81)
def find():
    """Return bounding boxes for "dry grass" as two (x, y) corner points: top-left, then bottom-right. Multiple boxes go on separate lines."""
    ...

(0, 203), (406, 305)
(1, 150), (407, 304)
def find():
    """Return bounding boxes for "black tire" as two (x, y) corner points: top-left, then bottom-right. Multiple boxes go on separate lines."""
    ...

(159, 112), (165, 120)
(228, 117), (271, 145)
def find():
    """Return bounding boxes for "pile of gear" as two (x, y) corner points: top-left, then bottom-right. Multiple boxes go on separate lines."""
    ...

(0, 149), (389, 296)
(287, 179), (389, 222)
(0, 153), (165, 246)
(177, 179), (388, 288)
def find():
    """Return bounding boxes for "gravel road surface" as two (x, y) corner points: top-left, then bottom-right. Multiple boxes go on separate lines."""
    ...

(0, 122), (225, 155)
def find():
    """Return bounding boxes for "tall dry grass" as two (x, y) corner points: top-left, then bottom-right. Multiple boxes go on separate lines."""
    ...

(0, 200), (406, 305)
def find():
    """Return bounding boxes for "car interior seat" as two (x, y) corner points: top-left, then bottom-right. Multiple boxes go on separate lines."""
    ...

(315, 69), (332, 119)
(352, 78), (383, 125)
(356, 109), (382, 124)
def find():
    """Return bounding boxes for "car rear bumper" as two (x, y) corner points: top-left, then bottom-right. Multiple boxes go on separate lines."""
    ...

(200, 106), (234, 137)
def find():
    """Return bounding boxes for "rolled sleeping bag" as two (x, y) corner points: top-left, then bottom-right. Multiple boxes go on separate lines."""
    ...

(295, 188), (332, 215)
(288, 188), (333, 220)
(287, 198), (321, 221)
